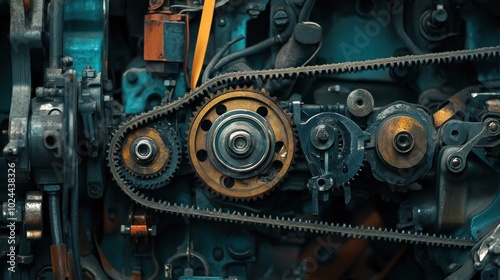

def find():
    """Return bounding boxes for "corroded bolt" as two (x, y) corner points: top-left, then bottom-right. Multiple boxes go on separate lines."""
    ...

(316, 128), (329, 142)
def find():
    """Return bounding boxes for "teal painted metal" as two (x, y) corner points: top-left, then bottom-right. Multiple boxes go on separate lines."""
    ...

(63, 0), (105, 79)
(121, 69), (166, 114)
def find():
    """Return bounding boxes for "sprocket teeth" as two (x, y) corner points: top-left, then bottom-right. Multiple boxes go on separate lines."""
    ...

(105, 44), (495, 248)
(187, 87), (297, 201)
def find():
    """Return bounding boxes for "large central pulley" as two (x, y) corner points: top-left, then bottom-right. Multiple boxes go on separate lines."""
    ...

(187, 87), (296, 200)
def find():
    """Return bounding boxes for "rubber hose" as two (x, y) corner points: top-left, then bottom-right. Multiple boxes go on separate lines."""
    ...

(212, 4), (297, 72)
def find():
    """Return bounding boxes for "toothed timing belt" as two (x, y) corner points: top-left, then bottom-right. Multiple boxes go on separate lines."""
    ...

(108, 46), (500, 248)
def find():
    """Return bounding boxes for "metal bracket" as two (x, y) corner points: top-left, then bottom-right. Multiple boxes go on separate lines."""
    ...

(475, 224), (500, 270)
(4, 0), (44, 182)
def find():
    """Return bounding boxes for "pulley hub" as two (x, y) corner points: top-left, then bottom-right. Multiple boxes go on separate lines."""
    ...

(207, 110), (275, 179)
(188, 88), (296, 200)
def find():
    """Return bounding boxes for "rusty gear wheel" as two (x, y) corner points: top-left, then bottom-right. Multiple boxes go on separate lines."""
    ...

(187, 87), (296, 200)
(118, 121), (181, 190)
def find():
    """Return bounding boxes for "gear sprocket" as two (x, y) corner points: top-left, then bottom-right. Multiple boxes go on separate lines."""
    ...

(187, 87), (296, 200)
(117, 120), (181, 190)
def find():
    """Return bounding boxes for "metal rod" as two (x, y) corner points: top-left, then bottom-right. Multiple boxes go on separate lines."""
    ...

(49, 0), (65, 68)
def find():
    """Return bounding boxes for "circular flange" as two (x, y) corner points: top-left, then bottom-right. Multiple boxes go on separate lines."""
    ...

(118, 121), (181, 189)
(376, 116), (428, 169)
(188, 88), (296, 200)
(366, 102), (437, 187)
(347, 89), (374, 117)
(122, 127), (170, 177)
(207, 109), (276, 179)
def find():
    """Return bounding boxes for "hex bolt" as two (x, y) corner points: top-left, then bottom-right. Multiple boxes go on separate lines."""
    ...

(449, 156), (462, 170)
(120, 225), (130, 234)
(228, 131), (252, 157)
(131, 137), (157, 163)
(488, 121), (499, 133)
(316, 128), (329, 142)
(273, 9), (289, 26)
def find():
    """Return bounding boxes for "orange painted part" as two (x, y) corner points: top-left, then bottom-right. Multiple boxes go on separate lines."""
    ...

(144, 13), (184, 62)
(130, 225), (148, 236)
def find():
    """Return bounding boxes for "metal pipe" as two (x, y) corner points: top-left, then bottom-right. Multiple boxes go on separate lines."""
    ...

(48, 192), (63, 246)
(71, 186), (83, 280)
(49, 0), (65, 68)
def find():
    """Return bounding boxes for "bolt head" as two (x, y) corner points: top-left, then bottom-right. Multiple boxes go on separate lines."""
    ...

(132, 137), (157, 163)
(316, 128), (329, 142)
(273, 10), (289, 26)
(488, 121), (499, 133)
(450, 156), (462, 169)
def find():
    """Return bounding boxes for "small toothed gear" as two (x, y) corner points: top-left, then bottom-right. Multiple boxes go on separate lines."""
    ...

(187, 87), (296, 200)
(116, 121), (181, 190)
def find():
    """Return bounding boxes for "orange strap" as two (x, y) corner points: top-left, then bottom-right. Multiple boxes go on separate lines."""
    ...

(190, 0), (216, 89)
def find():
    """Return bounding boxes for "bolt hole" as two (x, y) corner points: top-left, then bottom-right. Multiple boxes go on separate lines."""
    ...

(275, 141), (284, 153)
(196, 150), (208, 162)
(343, 164), (348, 174)
(272, 160), (283, 171)
(355, 98), (364, 107)
(223, 176), (235, 188)
(216, 104), (227, 115)
(356, 0), (375, 16)
(451, 130), (459, 137)
(137, 143), (150, 156)
(317, 178), (326, 187)
(201, 119), (212, 131)
(45, 135), (57, 148)
(257, 106), (268, 117)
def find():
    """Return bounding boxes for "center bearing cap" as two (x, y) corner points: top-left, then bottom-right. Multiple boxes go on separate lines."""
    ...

(187, 87), (296, 200)
(207, 109), (275, 179)
(376, 115), (428, 169)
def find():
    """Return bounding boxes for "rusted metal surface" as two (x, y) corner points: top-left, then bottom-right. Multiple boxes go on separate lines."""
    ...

(144, 13), (185, 62)
(188, 88), (296, 200)
(50, 244), (69, 280)
(433, 86), (476, 127)
(376, 116), (428, 169)
(121, 127), (170, 177)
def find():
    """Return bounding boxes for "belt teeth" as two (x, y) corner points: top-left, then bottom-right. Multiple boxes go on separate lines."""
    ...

(107, 46), (500, 248)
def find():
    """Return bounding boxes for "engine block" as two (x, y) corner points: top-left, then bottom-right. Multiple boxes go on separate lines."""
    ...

(1, 0), (500, 279)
